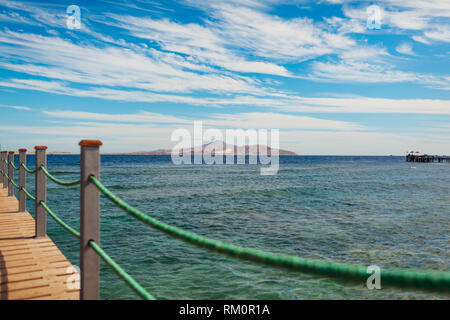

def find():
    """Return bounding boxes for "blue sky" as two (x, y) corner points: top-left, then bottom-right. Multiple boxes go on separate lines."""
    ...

(0, 0), (449, 154)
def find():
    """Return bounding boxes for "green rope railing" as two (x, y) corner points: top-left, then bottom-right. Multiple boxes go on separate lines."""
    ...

(1, 161), (35, 173)
(10, 178), (20, 189)
(40, 201), (80, 239)
(40, 166), (80, 186)
(4, 172), (20, 189)
(22, 187), (36, 201)
(90, 175), (450, 292)
(21, 163), (36, 174)
(88, 240), (156, 300)
(9, 161), (19, 170)
(1, 166), (35, 200)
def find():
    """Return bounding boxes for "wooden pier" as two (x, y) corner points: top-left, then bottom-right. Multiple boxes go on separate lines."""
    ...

(406, 154), (450, 163)
(0, 186), (79, 300)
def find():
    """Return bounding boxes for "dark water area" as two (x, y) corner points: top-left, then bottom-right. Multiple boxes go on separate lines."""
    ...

(12, 155), (450, 299)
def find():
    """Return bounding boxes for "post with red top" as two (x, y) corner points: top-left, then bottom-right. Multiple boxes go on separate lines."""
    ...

(35, 146), (47, 237)
(19, 149), (27, 212)
(0, 151), (6, 188)
(79, 139), (102, 300)
(8, 151), (14, 197)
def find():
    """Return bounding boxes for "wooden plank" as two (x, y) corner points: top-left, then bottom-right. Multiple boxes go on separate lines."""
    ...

(0, 186), (79, 300)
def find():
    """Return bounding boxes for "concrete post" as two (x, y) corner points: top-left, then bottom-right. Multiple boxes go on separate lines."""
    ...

(19, 148), (27, 212)
(0, 151), (6, 188)
(79, 139), (102, 300)
(8, 151), (14, 197)
(35, 146), (47, 237)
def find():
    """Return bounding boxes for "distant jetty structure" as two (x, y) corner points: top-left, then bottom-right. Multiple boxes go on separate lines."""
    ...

(406, 152), (450, 163)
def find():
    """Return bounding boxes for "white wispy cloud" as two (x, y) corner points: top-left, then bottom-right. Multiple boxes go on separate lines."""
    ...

(0, 103), (31, 110)
(382, 0), (450, 14)
(206, 4), (355, 61)
(1, 77), (449, 114)
(0, 0), (66, 28)
(43, 109), (363, 131)
(0, 30), (271, 95)
(339, 46), (389, 60)
(104, 13), (292, 76)
(412, 35), (431, 44)
(0, 11), (36, 25)
(107, 4), (355, 65)
(43, 110), (189, 124)
(342, 1), (450, 30)
(204, 112), (363, 130)
(283, 96), (450, 114)
(0, 0), (447, 121)
(304, 59), (449, 89)
(340, 0), (450, 47)
(396, 42), (415, 55)
(424, 25), (450, 42)
(307, 60), (414, 83)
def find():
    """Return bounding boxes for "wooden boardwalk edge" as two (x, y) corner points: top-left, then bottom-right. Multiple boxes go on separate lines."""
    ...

(0, 186), (79, 300)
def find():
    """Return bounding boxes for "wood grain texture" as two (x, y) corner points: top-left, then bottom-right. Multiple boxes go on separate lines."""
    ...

(0, 185), (79, 300)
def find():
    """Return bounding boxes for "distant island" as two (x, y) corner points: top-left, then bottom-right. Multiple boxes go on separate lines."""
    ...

(106, 141), (298, 156)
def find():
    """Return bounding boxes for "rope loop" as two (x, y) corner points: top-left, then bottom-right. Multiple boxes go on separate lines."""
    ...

(9, 161), (19, 170)
(21, 163), (36, 174)
(40, 201), (80, 239)
(21, 187), (36, 201)
(40, 165), (80, 186)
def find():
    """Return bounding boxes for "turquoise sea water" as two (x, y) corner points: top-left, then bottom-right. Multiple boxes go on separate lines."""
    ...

(14, 155), (450, 299)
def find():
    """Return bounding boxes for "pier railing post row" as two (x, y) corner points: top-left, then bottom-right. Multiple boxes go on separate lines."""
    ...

(0, 151), (6, 188)
(35, 146), (47, 237)
(79, 139), (102, 300)
(19, 148), (27, 212)
(8, 151), (14, 197)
